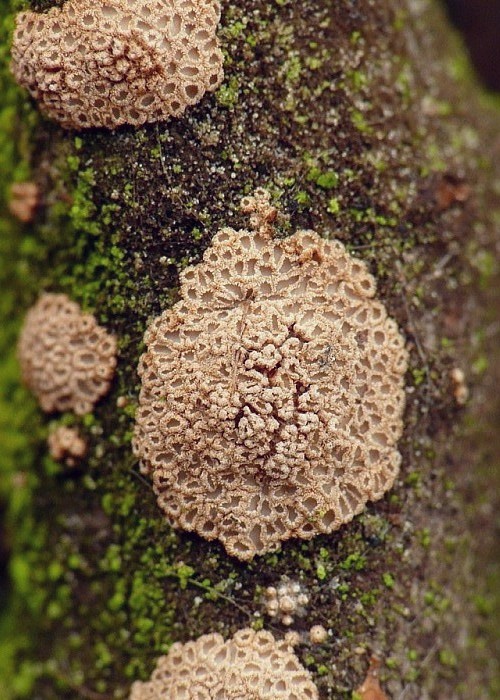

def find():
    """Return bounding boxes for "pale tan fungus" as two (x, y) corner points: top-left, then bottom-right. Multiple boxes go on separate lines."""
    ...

(309, 625), (328, 645)
(116, 395), (129, 409)
(264, 579), (309, 626)
(284, 631), (301, 647)
(129, 628), (318, 700)
(11, 0), (224, 130)
(133, 191), (409, 560)
(450, 367), (469, 406)
(18, 293), (117, 415)
(8, 182), (40, 223)
(48, 425), (87, 467)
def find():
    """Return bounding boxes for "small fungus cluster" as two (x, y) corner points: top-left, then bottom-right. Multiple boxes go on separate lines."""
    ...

(129, 628), (318, 699)
(309, 625), (328, 645)
(133, 191), (408, 560)
(8, 182), (40, 223)
(450, 367), (469, 405)
(264, 578), (309, 626)
(11, 0), (224, 129)
(18, 293), (117, 415)
(48, 425), (87, 467)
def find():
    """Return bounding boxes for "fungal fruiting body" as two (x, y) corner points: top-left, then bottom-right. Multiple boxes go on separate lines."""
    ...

(133, 192), (408, 560)
(11, 0), (224, 130)
(8, 182), (40, 223)
(264, 578), (309, 626)
(309, 625), (328, 645)
(18, 293), (117, 415)
(129, 628), (318, 699)
(48, 426), (87, 467)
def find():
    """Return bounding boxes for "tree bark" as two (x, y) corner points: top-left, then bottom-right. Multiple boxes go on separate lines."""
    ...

(0, 0), (499, 698)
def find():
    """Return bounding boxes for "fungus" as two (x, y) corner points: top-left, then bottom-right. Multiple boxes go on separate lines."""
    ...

(435, 174), (471, 210)
(129, 628), (318, 699)
(284, 631), (301, 647)
(309, 625), (328, 645)
(18, 293), (117, 415)
(11, 0), (224, 130)
(133, 191), (408, 560)
(48, 425), (87, 467)
(264, 578), (309, 626)
(450, 367), (469, 405)
(8, 182), (40, 223)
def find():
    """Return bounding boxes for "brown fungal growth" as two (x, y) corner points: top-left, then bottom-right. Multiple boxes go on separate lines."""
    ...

(8, 182), (40, 223)
(129, 628), (318, 699)
(11, 0), (224, 130)
(133, 191), (408, 560)
(48, 426), (87, 467)
(355, 656), (388, 700)
(18, 293), (117, 415)
(435, 174), (471, 211)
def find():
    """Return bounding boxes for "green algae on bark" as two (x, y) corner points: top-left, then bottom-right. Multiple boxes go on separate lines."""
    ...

(0, 0), (499, 698)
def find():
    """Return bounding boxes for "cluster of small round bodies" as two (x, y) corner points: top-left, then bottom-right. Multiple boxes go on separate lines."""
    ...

(48, 426), (87, 467)
(129, 628), (318, 700)
(264, 579), (309, 626)
(11, 0), (224, 129)
(9, 182), (39, 223)
(18, 293), (117, 415)
(133, 201), (409, 560)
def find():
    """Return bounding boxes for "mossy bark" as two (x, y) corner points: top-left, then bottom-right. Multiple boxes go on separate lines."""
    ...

(0, 0), (499, 698)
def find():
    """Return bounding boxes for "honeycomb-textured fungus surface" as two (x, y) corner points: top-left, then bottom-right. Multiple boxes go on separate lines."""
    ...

(18, 293), (117, 415)
(11, 0), (224, 130)
(133, 202), (408, 560)
(129, 628), (319, 700)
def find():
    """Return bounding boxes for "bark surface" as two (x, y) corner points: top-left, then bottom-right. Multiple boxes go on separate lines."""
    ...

(0, 0), (499, 699)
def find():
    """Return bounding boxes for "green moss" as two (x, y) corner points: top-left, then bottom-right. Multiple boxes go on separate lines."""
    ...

(316, 563), (327, 581)
(339, 552), (367, 572)
(439, 648), (458, 668)
(418, 528), (431, 548)
(306, 165), (339, 190)
(350, 109), (373, 135)
(284, 54), (302, 84)
(327, 197), (341, 214)
(216, 75), (240, 109)
(382, 572), (395, 589)
(0, 3), (46, 697)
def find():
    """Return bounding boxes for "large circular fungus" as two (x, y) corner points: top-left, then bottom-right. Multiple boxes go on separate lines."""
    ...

(11, 0), (224, 130)
(18, 293), (117, 415)
(133, 192), (408, 560)
(129, 628), (318, 699)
